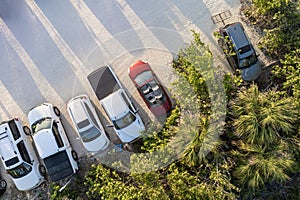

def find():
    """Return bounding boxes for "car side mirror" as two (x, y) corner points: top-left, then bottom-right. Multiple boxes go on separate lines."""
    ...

(106, 124), (114, 128)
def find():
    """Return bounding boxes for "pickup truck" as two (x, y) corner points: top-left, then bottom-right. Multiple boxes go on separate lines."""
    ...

(28, 103), (79, 182)
(87, 66), (145, 143)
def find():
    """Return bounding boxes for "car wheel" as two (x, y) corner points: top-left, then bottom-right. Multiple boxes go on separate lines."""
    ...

(53, 106), (60, 117)
(39, 165), (47, 176)
(106, 133), (111, 140)
(0, 180), (7, 190)
(217, 39), (223, 46)
(23, 126), (31, 135)
(71, 150), (78, 161)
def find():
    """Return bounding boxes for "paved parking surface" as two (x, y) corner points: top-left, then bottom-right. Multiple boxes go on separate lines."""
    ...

(0, 0), (242, 198)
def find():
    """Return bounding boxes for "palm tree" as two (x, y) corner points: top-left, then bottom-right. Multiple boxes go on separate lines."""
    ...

(233, 140), (296, 190)
(231, 85), (297, 145)
(181, 116), (222, 167)
(230, 84), (299, 190)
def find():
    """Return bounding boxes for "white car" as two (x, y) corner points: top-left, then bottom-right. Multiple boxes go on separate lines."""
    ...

(28, 103), (79, 182)
(0, 118), (45, 191)
(67, 94), (110, 152)
(101, 89), (145, 143)
(88, 66), (145, 143)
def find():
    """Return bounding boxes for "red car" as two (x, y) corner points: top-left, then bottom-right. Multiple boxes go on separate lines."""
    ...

(129, 60), (172, 116)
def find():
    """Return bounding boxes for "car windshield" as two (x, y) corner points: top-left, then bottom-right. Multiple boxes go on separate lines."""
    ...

(31, 117), (52, 133)
(77, 119), (90, 129)
(238, 45), (251, 54)
(7, 162), (32, 178)
(239, 54), (258, 68)
(113, 111), (136, 130)
(134, 70), (153, 86)
(81, 126), (101, 142)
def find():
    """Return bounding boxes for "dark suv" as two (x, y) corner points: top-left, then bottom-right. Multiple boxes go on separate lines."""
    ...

(217, 22), (262, 81)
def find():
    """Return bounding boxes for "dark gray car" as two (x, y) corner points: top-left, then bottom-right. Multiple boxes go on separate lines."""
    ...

(218, 22), (262, 81)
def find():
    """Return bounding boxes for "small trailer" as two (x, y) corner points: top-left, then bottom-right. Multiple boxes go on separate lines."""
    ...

(211, 10), (232, 25)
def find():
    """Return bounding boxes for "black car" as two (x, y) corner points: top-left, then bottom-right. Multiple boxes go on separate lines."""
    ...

(217, 22), (262, 81)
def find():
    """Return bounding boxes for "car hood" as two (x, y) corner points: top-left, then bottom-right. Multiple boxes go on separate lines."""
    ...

(83, 133), (109, 152)
(14, 166), (43, 191)
(116, 119), (145, 143)
(240, 61), (262, 81)
(28, 105), (53, 125)
(33, 129), (60, 158)
(129, 60), (150, 81)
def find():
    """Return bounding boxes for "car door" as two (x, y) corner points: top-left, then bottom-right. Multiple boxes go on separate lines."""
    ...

(219, 31), (238, 70)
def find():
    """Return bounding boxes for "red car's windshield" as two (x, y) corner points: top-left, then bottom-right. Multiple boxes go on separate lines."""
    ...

(134, 70), (153, 86)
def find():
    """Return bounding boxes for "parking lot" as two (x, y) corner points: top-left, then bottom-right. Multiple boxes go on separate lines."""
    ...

(0, 0), (244, 198)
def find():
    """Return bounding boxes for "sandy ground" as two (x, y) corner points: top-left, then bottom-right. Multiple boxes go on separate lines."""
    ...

(0, 0), (259, 199)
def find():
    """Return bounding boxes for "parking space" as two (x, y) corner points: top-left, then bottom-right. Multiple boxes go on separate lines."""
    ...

(0, 0), (242, 198)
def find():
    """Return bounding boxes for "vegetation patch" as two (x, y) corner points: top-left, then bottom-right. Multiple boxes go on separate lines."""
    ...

(48, 2), (300, 198)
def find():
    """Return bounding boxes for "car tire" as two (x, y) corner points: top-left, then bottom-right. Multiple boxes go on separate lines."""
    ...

(53, 106), (60, 117)
(71, 150), (78, 161)
(106, 133), (111, 140)
(39, 165), (47, 176)
(0, 180), (7, 190)
(23, 126), (31, 135)
(218, 39), (228, 52)
(217, 38), (223, 46)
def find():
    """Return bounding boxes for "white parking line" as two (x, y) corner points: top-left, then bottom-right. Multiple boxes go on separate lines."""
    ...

(25, 0), (104, 99)
(115, 0), (166, 49)
(0, 80), (27, 121)
(165, 0), (200, 39)
(25, 0), (83, 72)
(0, 17), (65, 105)
(70, 0), (127, 60)
(203, 0), (230, 14)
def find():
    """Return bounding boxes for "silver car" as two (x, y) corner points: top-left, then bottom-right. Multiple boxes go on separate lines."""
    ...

(67, 94), (110, 152)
